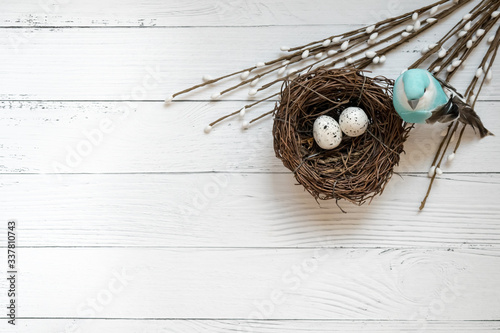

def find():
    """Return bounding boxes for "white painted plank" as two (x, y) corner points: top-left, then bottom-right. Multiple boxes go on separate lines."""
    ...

(0, 101), (497, 173)
(1, 173), (499, 248)
(1, 25), (498, 101)
(0, 248), (498, 319)
(0, 0), (442, 27)
(9, 319), (500, 333)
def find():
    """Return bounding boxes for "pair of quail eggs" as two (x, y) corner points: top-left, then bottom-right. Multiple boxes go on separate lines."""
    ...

(312, 107), (369, 150)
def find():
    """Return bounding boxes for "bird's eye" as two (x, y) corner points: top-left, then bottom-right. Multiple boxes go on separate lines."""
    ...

(424, 88), (427, 93)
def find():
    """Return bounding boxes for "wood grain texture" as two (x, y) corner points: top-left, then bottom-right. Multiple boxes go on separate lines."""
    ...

(0, 0), (499, 331)
(0, 0), (441, 27)
(1, 173), (499, 248)
(0, 25), (498, 101)
(0, 248), (498, 319)
(0, 101), (497, 173)
(8, 320), (500, 333)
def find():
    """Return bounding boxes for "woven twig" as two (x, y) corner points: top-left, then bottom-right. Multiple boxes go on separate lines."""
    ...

(273, 68), (411, 205)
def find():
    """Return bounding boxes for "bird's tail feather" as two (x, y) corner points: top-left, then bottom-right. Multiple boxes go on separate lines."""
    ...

(453, 96), (493, 138)
(426, 95), (493, 138)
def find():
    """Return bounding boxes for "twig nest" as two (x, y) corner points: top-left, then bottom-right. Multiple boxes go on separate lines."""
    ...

(272, 68), (410, 205)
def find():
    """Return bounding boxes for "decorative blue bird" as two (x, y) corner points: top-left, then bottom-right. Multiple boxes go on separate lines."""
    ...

(393, 68), (491, 137)
(393, 68), (449, 124)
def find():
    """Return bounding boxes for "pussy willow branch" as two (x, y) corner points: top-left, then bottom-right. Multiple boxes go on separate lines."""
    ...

(167, 0), (468, 106)
(420, 21), (500, 210)
(209, 0), (472, 128)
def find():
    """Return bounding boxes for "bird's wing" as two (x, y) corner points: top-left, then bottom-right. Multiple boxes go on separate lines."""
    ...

(432, 75), (464, 99)
(426, 97), (459, 124)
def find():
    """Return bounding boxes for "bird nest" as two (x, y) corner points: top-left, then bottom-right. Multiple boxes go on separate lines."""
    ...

(272, 68), (411, 206)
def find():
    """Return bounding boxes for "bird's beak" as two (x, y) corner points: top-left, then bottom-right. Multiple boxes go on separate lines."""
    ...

(408, 99), (419, 110)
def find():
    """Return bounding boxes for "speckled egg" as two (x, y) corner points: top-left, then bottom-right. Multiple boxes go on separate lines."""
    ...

(339, 107), (369, 137)
(313, 115), (342, 150)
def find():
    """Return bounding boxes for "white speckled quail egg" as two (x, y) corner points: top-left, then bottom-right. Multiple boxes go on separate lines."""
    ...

(339, 107), (369, 137)
(313, 115), (342, 150)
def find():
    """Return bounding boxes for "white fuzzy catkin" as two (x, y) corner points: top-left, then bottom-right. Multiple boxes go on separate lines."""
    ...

(446, 65), (454, 73)
(406, 25), (414, 32)
(322, 39), (331, 47)
(486, 70), (493, 81)
(370, 32), (378, 40)
(345, 57), (354, 65)
(315, 52), (323, 59)
(332, 36), (343, 44)
(282, 60), (290, 66)
(421, 46), (429, 54)
(210, 92), (221, 100)
(430, 5), (439, 15)
(301, 49), (310, 59)
(452, 59), (461, 67)
(401, 31), (410, 37)
(426, 18), (437, 23)
(256, 62), (265, 68)
(242, 121), (250, 130)
(202, 74), (214, 82)
(240, 71), (250, 80)
(447, 153), (455, 162)
(379, 55), (386, 63)
(469, 94), (475, 104)
(471, 35), (478, 43)
(428, 166), (436, 178)
(466, 40), (473, 48)
(280, 46), (290, 51)
(435, 167), (443, 176)
(433, 66), (441, 73)
(412, 12), (418, 21)
(438, 49), (447, 58)
(464, 21), (471, 31)
(365, 51), (376, 58)
(250, 78), (260, 87)
(492, 11), (499, 18)
(413, 20), (421, 31)
(327, 49), (337, 56)
(458, 30), (466, 38)
(248, 89), (258, 96)
(204, 125), (212, 134)
(475, 67), (484, 78)
(487, 35), (495, 44)
(476, 29), (485, 37)
(239, 108), (246, 118)
(366, 25), (375, 34)
(277, 66), (287, 76)
(340, 40), (349, 51)
(463, 13), (472, 20)
(372, 56), (380, 64)
(165, 95), (174, 103)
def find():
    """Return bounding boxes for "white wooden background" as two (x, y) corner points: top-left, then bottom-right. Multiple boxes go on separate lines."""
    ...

(0, 0), (499, 332)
